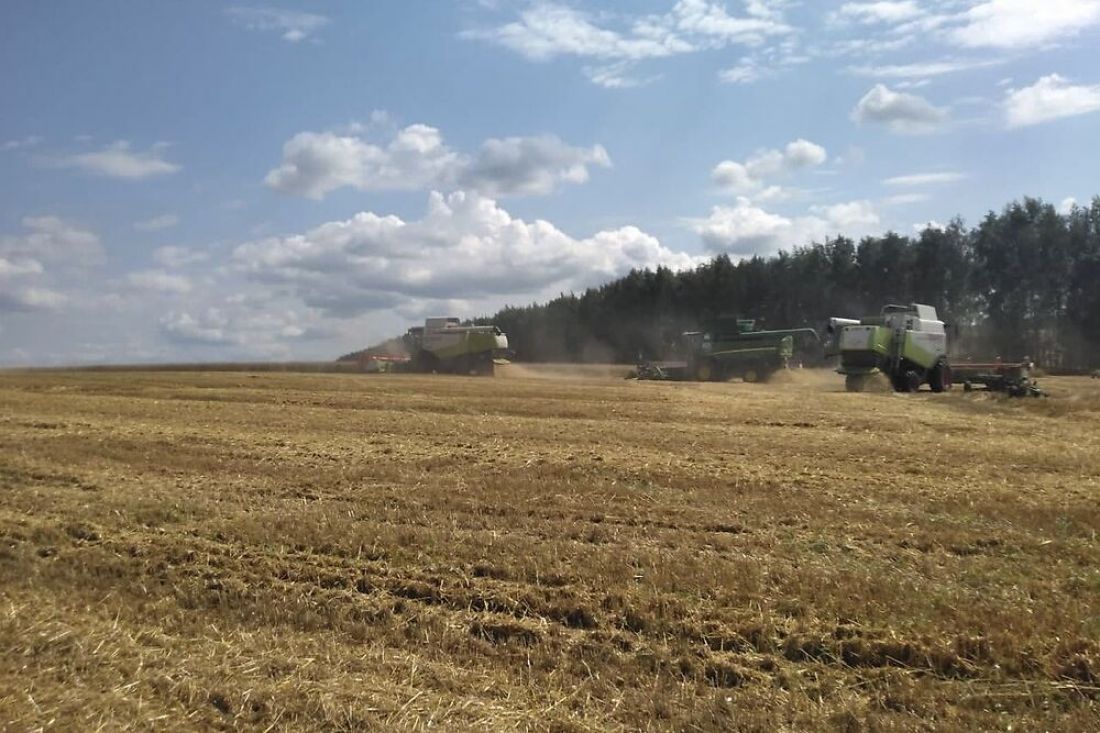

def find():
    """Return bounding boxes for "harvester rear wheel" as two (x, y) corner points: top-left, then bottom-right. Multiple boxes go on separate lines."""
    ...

(845, 374), (866, 392)
(743, 368), (758, 383)
(929, 360), (950, 393)
(695, 360), (714, 382)
(476, 352), (496, 376)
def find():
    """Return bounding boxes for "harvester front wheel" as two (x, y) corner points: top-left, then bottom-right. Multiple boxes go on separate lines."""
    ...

(695, 360), (714, 382)
(475, 352), (495, 376)
(891, 370), (921, 392)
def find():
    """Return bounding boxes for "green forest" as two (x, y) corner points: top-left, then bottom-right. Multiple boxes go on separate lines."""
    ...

(476, 197), (1100, 371)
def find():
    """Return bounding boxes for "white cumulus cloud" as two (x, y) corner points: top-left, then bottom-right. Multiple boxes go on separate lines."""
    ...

(159, 302), (328, 352)
(711, 138), (827, 194)
(0, 257), (44, 278)
(583, 61), (661, 88)
(463, 1), (792, 85)
(463, 3), (692, 61)
(689, 197), (880, 257)
(154, 246), (210, 269)
(833, 2), (923, 25)
(126, 270), (193, 295)
(0, 214), (103, 310)
(0, 286), (67, 313)
(159, 310), (234, 346)
(0, 216), (104, 265)
(670, 0), (793, 45)
(265, 125), (610, 199)
(0, 217), (102, 313)
(851, 84), (948, 134)
(951, 0), (1100, 49)
(53, 141), (180, 179)
(1004, 74), (1100, 128)
(718, 59), (765, 84)
(233, 190), (699, 316)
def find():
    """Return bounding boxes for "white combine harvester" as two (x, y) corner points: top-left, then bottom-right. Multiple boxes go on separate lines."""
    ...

(402, 317), (510, 375)
(826, 303), (950, 392)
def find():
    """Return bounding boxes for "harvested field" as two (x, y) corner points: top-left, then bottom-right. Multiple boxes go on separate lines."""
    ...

(1, 369), (1098, 731)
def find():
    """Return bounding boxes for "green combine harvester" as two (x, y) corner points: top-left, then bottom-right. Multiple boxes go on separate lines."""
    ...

(826, 303), (1046, 396)
(826, 303), (950, 393)
(402, 317), (510, 375)
(636, 317), (819, 382)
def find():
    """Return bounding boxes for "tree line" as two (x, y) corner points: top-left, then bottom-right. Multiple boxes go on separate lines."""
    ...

(476, 197), (1100, 370)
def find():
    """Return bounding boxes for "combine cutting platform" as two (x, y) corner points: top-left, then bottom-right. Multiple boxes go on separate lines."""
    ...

(951, 360), (1044, 397)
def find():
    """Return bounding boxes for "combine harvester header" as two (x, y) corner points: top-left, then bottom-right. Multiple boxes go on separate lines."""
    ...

(950, 359), (1044, 397)
(358, 354), (410, 373)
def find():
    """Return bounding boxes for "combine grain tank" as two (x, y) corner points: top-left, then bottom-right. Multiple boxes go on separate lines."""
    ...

(403, 317), (509, 375)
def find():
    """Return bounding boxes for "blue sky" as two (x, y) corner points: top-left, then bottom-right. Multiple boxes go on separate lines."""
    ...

(2, 0), (1099, 364)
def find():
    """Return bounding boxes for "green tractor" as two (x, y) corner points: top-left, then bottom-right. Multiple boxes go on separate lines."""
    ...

(403, 317), (510, 375)
(826, 303), (950, 393)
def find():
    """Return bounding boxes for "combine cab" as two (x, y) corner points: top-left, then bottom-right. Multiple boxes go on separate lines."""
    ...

(402, 317), (509, 375)
(827, 304), (949, 393)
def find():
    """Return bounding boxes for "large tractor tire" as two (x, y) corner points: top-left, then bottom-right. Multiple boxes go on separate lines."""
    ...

(413, 350), (440, 374)
(471, 353), (491, 376)
(892, 370), (922, 392)
(695, 360), (718, 382)
(906, 370), (923, 392)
